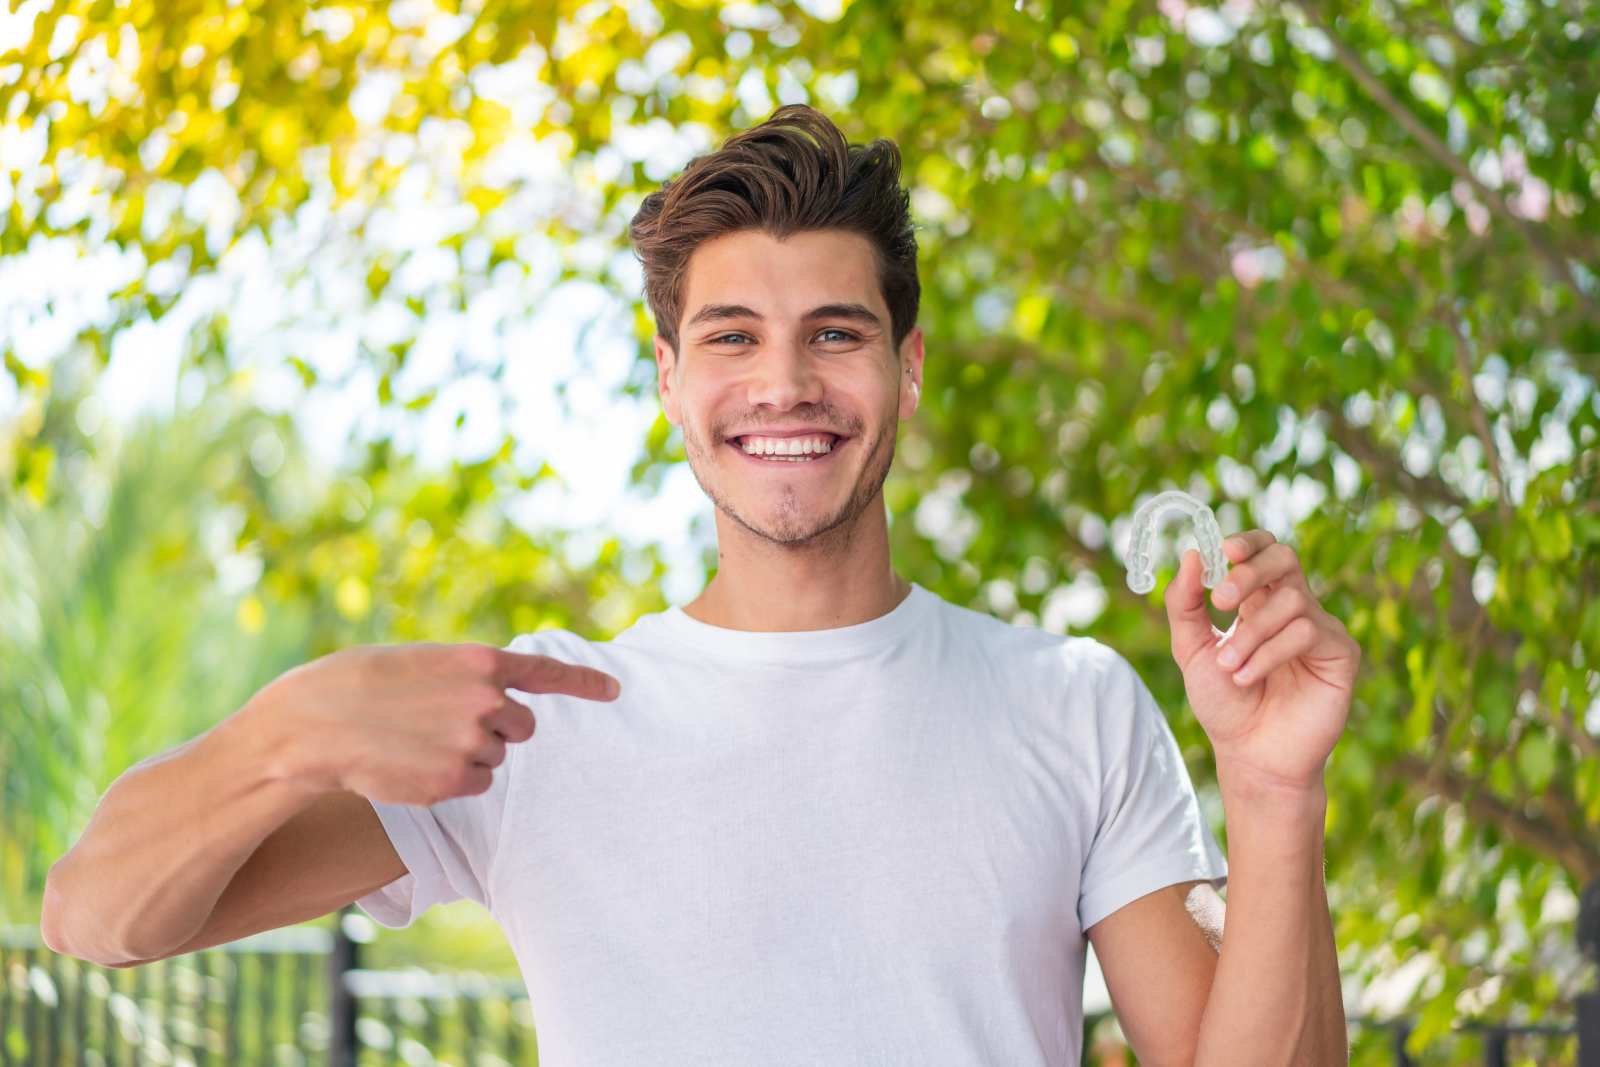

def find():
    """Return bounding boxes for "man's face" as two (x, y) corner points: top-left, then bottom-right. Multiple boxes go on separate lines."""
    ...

(655, 228), (924, 548)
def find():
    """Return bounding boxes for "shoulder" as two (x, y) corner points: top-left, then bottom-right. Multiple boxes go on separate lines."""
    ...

(930, 600), (1159, 757)
(922, 590), (1125, 689)
(503, 612), (667, 671)
(504, 627), (587, 655)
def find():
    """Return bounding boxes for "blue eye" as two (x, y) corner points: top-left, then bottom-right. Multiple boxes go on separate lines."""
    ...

(706, 329), (859, 346)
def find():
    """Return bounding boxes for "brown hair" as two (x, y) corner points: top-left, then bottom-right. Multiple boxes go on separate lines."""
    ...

(627, 104), (920, 355)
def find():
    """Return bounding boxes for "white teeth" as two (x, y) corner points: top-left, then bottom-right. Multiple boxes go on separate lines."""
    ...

(739, 434), (835, 457)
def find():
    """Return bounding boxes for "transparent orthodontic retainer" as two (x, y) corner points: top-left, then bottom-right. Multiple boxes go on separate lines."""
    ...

(1125, 490), (1228, 595)
(1124, 489), (1238, 641)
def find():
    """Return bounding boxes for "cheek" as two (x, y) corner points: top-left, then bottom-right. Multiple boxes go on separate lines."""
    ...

(671, 387), (721, 440)
(839, 369), (898, 410)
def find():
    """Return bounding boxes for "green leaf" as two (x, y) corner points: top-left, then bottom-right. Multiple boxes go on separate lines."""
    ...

(1530, 512), (1573, 562)
(1515, 731), (1557, 793)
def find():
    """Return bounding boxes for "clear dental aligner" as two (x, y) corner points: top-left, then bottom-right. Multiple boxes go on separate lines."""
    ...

(1125, 490), (1230, 595)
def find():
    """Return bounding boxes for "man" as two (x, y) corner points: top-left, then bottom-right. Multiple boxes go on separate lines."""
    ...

(44, 105), (1358, 1066)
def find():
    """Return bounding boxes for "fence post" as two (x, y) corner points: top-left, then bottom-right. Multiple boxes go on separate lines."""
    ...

(329, 907), (361, 1067)
(1578, 879), (1600, 1067)
(1483, 1029), (1507, 1067)
(1392, 1018), (1414, 1067)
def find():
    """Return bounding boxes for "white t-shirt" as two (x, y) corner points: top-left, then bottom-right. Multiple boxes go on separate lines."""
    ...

(356, 582), (1227, 1066)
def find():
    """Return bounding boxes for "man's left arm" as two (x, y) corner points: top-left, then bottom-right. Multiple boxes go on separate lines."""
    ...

(1110, 527), (1359, 1065)
(1196, 765), (1347, 1065)
(1088, 775), (1346, 1066)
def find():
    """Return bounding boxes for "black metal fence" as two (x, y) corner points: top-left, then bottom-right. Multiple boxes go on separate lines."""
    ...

(1, 912), (536, 1066)
(4, 899), (1599, 1066)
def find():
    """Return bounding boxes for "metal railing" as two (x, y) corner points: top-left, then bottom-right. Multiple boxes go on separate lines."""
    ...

(1, 914), (535, 1066)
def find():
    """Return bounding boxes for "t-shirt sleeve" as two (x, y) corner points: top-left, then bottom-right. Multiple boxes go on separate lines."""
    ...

(354, 634), (533, 929)
(1077, 644), (1228, 933)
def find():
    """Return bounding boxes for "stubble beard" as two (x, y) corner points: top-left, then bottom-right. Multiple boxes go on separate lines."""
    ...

(683, 415), (897, 554)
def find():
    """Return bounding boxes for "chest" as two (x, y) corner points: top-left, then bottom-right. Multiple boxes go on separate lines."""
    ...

(493, 677), (1090, 981)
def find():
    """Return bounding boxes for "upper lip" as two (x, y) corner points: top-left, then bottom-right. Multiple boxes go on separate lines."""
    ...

(728, 428), (847, 440)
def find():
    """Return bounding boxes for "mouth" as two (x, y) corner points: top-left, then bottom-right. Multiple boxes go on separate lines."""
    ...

(725, 434), (850, 469)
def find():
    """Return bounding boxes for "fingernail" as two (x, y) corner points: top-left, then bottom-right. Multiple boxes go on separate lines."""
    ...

(1216, 646), (1240, 669)
(1216, 581), (1237, 604)
(606, 678), (621, 698)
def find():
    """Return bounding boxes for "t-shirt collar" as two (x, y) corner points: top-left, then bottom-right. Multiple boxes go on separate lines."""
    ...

(653, 582), (931, 662)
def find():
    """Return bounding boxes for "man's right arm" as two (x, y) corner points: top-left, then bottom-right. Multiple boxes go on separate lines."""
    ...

(40, 641), (618, 967)
(40, 690), (400, 967)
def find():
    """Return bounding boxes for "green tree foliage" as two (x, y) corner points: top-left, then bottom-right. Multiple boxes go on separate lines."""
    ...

(4, 0), (1599, 1060)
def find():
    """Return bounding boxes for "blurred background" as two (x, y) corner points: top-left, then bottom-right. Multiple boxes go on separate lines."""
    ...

(2, 0), (1597, 1063)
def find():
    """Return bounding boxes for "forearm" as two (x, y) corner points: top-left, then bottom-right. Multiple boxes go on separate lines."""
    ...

(42, 691), (322, 965)
(1194, 767), (1347, 1067)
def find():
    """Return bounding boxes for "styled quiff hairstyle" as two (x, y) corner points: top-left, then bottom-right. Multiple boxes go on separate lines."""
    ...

(627, 104), (920, 355)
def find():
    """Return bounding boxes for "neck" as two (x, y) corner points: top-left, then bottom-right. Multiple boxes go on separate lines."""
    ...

(684, 496), (910, 632)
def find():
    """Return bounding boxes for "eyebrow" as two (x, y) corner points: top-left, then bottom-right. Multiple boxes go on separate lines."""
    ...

(684, 302), (884, 332)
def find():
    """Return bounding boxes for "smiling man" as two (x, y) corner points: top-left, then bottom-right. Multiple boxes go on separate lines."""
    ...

(368, 105), (1354, 1063)
(47, 104), (1355, 1067)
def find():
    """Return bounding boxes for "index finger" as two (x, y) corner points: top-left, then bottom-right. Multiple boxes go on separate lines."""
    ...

(1221, 528), (1277, 562)
(494, 649), (621, 701)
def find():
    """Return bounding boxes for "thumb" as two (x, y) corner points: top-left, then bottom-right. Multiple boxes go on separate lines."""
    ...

(1164, 548), (1216, 663)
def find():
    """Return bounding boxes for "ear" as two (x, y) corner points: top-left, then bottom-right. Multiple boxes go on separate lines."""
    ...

(654, 335), (680, 426)
(897, 325), (925, 421)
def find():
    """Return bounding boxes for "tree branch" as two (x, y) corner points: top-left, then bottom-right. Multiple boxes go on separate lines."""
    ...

(1389, 753), (1600, 883)
(1432, 311), (1512, 526)
(1548, 690), (1600, 763)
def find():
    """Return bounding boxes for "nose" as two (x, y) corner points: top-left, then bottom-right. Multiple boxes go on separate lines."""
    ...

(743, 341), (824, 411)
